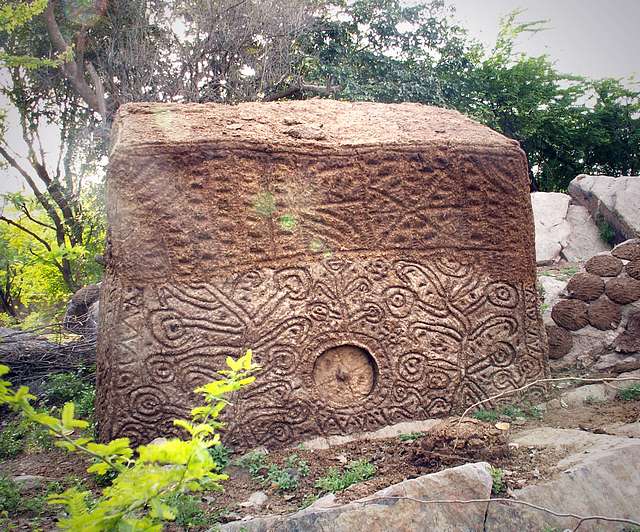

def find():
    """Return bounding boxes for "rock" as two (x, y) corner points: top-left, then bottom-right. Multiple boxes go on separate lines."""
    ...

(587, 297), (622, 331)
(11, 475), (49, 492)
(563, 204), (611, 262)
(63, 284), (100, 337)
(592, 352), (640, 373)
(537, 275), (567, 319)
(545, 324), (573, 359)
(487, 428), (640, 531)
(614, 310), (640, 352)
(605, 277), (640, 305)
(221, 462), (493, 532)
(549, 326), (617, 371)
(531, 192), (571, 265)
(559, 383), (611, 407)
(239, 491), (268, 509)
(551, 299), (589, 330)
(585, 254), (623, 277)
(569, 175), (640, 242)
(565, 273), (604, 302)
(612, 239), (640, 261)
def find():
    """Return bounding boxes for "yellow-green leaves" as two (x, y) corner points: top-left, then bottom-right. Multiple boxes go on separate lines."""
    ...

(0, 350), (257, 530)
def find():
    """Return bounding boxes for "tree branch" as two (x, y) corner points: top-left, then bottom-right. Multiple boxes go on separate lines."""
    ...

(264, 81), (341, 101)
(0, 216), (53, 251)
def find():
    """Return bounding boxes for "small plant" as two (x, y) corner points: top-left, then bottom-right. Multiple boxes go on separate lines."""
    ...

(209, 443), (232, 470)
(265, 464), (300, 492)
(398, 432), (425, 442)
(618, 384), (640, 401)
(262, 454), (309, 492)
(285, 454), (310, 477)
(315, 459), (376, 494)
(299, 493), (318, 510)
(236, 450), (268, 479)
(490, 466), (505, 495)
(0, 350), (258, 530)
(0, 476), (20, 514)
(42, 371), (95, 420)
(0, 416), (53, 459)
(164, 493), (208, 528)
(597, 217), (616, 246)
(472, 409), (499, 422)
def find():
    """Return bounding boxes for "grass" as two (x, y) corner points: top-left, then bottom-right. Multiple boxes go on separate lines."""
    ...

(618, 384), (640, 402)
(472, 403), (542, 423)
(490, 466), (505, 495)
(315, 459), (376, 494)
(398, 432), (425, 442)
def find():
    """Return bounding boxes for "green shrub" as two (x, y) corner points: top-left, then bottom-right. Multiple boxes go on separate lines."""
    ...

(490, 466), (505, 495)
(597, 217), (616, 246)
(618, 384), (640, 401)
(315, 459), (376, 493)
(0, 476), (20, 514)
(0, 350), (258, 530)
(472, 409), (499, 422)
(0, 416), (52, 459)
(398, 432), (424, 442)
(42, 372), (95, 419)
(265, 464), (300, 492)
(165, 493), (208, 528)
(208, 443), (232, 470)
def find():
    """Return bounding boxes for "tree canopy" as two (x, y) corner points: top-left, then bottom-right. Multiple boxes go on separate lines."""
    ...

(0, 0), (638, 317)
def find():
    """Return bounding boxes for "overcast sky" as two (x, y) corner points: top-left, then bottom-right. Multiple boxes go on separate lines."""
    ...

(1, 0), (639, 196)
(447, 0), (639, 80)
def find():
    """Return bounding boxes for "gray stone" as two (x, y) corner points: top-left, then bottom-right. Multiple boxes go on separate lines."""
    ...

(239, 491), (269, 509)
(562, 204), (611, 261)
(569, 174), (640, 241)
(531, 192), (571, 265)
(537, 275), (567, 320)
(11, 475), (49, 492)
(221, 462), (493, 532)
(487, 428), (640, 531)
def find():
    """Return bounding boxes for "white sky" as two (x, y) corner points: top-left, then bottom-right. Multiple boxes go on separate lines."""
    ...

(2, 0), (639, 197)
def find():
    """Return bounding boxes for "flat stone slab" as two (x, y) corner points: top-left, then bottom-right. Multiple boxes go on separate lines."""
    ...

(221, 462), (493, 532)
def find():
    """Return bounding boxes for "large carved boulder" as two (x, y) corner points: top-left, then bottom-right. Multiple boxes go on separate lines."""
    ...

(63, 284), (101, 337)
(97, 100), (547, 448)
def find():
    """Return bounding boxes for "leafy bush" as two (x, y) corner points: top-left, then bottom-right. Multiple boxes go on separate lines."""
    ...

(42, 371), (95, 420)
(0, 476), (20, 514)
(0, 416), (52, 459)
(208, 443), (232, 471)
(315, 459), (376, 494)
(490, 466), (505, 495)
(0, 350), (257, 530)
(618, 384), (640, 402)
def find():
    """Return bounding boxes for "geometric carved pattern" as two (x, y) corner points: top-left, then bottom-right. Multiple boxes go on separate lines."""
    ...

(97, 100), (548, 449)
(97, 256), (547, 449)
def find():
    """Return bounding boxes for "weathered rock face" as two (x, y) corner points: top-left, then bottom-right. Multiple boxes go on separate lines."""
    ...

(63, 284), (101, 337)
(569, 174), (640, 242)
(97, 100), (547, 448)
(549, 240), (640, 373)
(530, 192), (610, 265)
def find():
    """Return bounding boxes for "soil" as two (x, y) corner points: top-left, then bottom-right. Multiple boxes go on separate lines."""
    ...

(1, 397), (638, 531)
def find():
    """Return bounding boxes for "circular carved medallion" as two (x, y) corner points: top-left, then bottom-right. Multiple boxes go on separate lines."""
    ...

(312, 345), (377, 407)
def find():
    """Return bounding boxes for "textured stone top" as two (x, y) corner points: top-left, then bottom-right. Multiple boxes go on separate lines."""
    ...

(111, 99), (521, 155)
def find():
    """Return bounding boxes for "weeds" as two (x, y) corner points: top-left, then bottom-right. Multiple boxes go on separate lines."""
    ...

(490, 466), (505, 495)
(618, 384), (640, 402)
(209, 443), (232, 470)
(473, 403), (542, 423)
(235, 450), (268, 479)
(398, 432), (425, 442)
(315, 459), (376, 494)
(0, 476), (20, 514)
(0, 417), (52, 459)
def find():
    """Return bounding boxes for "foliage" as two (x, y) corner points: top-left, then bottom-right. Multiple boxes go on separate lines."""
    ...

(236, 450), (269, 479)
(597, 217), (617, 246)
(162, 493), (209, 529)
(473, 403), (542, 423)
(618, 384), (640, 402)
(472, 409), (500, 423)
(490, 466), (505, 495)
(263, 454), (310, 492)
(0, 475), (21, 514)
(41, 370), (95, 418)
(398, 431), (425, 442)
(0, 350), (258, 530)
(208, 443), (232, 471)
(0, 416), (53, 459)
(315, 459), (376, 493)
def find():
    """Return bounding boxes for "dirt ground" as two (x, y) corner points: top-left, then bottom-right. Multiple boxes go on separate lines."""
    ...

(2, 394), (638, 531)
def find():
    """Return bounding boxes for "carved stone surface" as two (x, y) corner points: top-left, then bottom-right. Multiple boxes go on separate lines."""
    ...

(97, 100), (547, 449)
